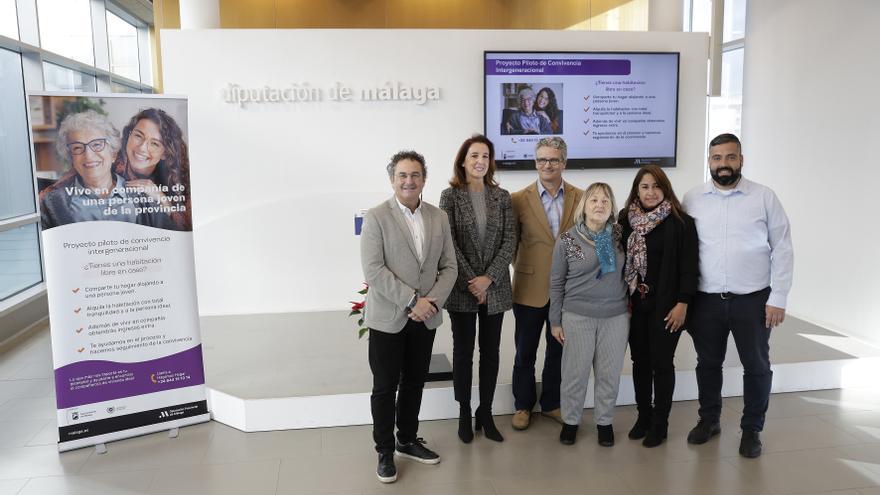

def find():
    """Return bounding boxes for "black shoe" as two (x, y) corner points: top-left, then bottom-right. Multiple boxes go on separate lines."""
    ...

(376, 452), (397, 483)
(687, 420), (721, 445)
(628, 416), (651, 440)
(559, 423), (578, 445)
(739, 430), (763, 458)
(642, 425), (668, 448)
(395, 438), (440, 464)
(458, 406), (473, 444)
(597, 424), (614, 447)
(474, 406), (504, 442)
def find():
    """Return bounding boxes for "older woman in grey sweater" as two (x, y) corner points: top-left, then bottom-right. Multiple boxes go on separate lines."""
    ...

(549, 182), (629, 447)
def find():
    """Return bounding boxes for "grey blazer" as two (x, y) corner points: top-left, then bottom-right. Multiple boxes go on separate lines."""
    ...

(439, 186), (515, 315)
(360, 197), (458, 333)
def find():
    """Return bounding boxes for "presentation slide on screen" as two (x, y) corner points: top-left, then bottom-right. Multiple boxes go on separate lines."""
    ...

(484, 51), (680, 169)
(32, 94), (208, 450)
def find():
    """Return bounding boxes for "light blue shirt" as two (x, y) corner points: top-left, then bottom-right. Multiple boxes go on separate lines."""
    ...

(682, 177), (793, 308)
(537, 180), (564, 238)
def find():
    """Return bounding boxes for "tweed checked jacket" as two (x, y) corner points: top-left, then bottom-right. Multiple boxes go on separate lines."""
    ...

(439, 186), (515, 315)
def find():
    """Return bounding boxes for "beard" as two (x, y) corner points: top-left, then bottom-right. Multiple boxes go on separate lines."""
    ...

(711, 166), (742, 186)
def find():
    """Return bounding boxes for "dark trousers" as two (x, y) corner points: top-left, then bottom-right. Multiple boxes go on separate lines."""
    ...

(689, 288), (773, 432)
(368, 321), (436, 453)
(512, 302), (562, 411)
(449, 307), (504, 410)
(629, 300), (682, 427)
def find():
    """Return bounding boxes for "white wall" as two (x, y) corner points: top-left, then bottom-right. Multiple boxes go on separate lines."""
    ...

(742, 1), (880, 343)
(161, 29), (708, 315)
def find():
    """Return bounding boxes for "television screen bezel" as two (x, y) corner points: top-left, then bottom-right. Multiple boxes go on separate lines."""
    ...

(483, 50), (681, 170)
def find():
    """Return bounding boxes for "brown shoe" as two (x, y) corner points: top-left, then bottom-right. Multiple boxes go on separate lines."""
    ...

(511, 410), (531, 430)
(541, 408), (564, 425)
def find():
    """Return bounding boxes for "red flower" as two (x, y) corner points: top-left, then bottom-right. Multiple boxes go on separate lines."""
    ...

(350, 301), (365, 311)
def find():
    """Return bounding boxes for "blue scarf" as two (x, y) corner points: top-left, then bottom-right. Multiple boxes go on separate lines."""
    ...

(577, 222), (617, 278)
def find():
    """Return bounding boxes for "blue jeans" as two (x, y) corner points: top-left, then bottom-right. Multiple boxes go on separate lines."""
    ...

(689, 288), (773, 432)
(512, 302), (562, 412)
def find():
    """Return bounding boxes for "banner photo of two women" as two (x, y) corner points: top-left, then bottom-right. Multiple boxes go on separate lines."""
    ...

(31, 94), (208, 452)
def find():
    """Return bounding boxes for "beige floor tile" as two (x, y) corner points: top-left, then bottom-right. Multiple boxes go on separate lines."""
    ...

(739, 389), (880, 419)
(203, 422), (322, 463)
(276, 452), (385, 494)
(0, 419), (53, 448)
(364, 479), (498, 495)
(788, 491), (862, 495)
(727, 448), (880, 494)
(0, 445), (91, 480)
(619, 458), (769, 495)
(0, 379), (53, 403)
(78, 422), (216, 474)
(18, 469), (156, 495)
(25, 420), (58, 446)
(0, 479), (27, 495)
(759, 415), (863, 453)
(859, 488), (880, 494)
(819, 411), (880, 444)
(0, 396), (55, 421)
(147, 460), (279, 495)
(321, 423), (380, 456)
(490, 471), (632, 495)
(9, 361), (53, 380)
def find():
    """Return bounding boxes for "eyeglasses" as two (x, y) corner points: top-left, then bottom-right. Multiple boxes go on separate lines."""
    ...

(536, 158), (563, 166)
(66, 138), (108, 155)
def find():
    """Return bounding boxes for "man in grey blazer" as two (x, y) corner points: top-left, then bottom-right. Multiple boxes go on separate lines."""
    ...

(360, 150), (457, 484)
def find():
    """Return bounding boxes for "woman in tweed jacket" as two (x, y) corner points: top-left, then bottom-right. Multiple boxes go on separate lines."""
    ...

(439, 135), (516, 444)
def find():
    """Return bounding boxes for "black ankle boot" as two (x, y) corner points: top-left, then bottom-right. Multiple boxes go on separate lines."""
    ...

(560, 423), (578, 445)
(458, 405), (473, 444)
(628, 416), (651, 440)
(597, 424), (614, 447)
(642, 424), (668, 448)
(474, 405), (504, 442)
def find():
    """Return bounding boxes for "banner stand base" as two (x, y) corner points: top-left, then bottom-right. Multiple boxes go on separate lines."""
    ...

(95, 443), (107, 455)
(168, 427), (179, 438)
(59, 413), (211, 453)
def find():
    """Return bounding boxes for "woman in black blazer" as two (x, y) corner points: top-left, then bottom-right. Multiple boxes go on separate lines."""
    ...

(439, 135), (516, 444)
(618, 165), (699, 447)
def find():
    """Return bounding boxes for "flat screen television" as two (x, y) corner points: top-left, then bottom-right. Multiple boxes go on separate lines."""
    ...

(484, 51), (680, 170)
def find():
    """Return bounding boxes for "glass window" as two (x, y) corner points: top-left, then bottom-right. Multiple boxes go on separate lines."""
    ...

(106, 11), (140, 82)
(723, 0), (747, 42)
(708, 47), (744, 139)
(0, 0), (18, 39)
(111, 81), (140, 93)
(689, 0), (712, 33)
(36, 0), (94, 65)
(43, 62), (97, 92)
(0, 223), (42, 300)
(0, 48), (36, 221)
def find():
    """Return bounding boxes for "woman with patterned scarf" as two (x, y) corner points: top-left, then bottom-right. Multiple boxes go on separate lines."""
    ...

(549, 183), (629, 447)
(619, 165), (699, 447)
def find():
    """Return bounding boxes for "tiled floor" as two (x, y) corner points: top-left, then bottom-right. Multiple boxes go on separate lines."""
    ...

(3, 324), (880, 494)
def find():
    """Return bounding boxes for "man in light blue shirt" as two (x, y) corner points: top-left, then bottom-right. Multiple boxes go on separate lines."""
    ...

(681, 133), (793, 459)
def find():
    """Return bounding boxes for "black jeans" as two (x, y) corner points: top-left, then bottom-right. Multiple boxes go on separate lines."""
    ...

(512, 302), (562, 411)
(689, 288), (773, 432)
(368, 321), (436, 453)
(629, 298), (682, 427)
(449, 307), (504, 410)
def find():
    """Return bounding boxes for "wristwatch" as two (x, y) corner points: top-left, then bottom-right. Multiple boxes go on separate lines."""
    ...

(404, 292), (418, 314)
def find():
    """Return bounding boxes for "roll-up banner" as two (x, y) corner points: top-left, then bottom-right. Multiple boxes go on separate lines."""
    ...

(29, 93), (209, 452)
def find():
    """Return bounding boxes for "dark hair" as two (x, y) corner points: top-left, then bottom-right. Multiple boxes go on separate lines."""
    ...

(115, 108), (191, 229)
(619, 165), (685, 223)
(449, 134), (498, 189)
(387, 150), (427, 178)
(709, 133), (742, 153)
(535, 87), (560, 122)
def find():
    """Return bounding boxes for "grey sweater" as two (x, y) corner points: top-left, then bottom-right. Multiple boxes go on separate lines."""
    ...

(549, 227), (628, 326)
